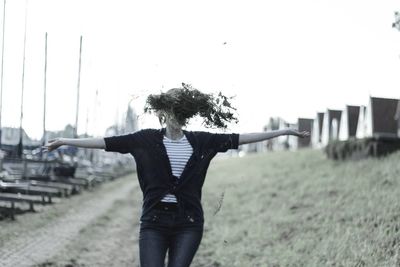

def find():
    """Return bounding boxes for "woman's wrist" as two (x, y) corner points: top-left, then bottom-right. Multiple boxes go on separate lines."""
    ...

(59, 138), (67, 146)
(286, 129), (295, 136)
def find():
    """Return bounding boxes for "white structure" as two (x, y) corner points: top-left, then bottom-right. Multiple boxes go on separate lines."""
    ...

(339, 105), (360, 141)
(275, 118), (298, 151)
(356, 105), (367, 139)
(311, 112), (324, 148)
(276, 118), (290, 150)
(321, 109), (342, 146)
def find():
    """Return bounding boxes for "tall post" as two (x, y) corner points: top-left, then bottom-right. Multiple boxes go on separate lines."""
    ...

(393, 12), (400, 136)
(0, 0), (6, 150)
(392, 11), (400, 31)
(74, 35), (82, 138)
(42, 32), (48, 159)
(18, 0), (28, 158)
(93, 89), (98, 135)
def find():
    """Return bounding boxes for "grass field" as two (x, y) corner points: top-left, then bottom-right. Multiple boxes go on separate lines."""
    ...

(193, 149), (400, 267)
(1, 149), (399, 267)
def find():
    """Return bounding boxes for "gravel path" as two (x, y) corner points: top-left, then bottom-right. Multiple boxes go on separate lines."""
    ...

(0, 175), (142, 267)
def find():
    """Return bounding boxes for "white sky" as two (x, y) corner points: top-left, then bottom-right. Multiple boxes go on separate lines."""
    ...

(1, 0), (400, 139)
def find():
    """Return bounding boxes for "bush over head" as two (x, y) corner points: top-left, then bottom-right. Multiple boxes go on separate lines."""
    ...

(144, 83), (238, 129)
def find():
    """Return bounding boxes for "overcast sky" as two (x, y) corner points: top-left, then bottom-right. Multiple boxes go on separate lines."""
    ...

(1, 0), (400, 139)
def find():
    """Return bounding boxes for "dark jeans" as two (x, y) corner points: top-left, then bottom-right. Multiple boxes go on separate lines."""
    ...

(139, 203), (204, 267)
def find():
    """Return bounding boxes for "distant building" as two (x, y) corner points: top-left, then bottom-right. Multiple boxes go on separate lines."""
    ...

(105, 102), (139, 137)
(0, 127), (41, 158)
(277, 118), (290, 150)
(263, 117), (297, 151)
(338, 105), (360, 141)
(321, 109), (342, 146)
(297, 118), (313, 148)
(45, 124), (75, 140)
(123, 104), (139, 133)
(356, 97), (399, 139)
(263, 117), (281, 151)
(1, 127), (39, 147)
(311, 112), (324, 148)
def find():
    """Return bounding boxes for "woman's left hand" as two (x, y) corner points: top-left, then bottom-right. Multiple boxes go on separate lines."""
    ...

(288, 129), (310, 138)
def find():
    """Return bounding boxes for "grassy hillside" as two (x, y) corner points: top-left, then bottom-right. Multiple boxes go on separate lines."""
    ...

(193, 149), (400, 267)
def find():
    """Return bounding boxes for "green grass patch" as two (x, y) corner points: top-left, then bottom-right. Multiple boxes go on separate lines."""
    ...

(195, 149), (400, 267)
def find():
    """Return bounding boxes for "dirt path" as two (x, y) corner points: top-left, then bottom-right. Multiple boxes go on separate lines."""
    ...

(39, 189), (142, 267)
(0, 175), (142, 267)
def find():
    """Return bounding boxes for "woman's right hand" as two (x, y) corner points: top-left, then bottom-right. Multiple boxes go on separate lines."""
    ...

(43, 138), (65, 152)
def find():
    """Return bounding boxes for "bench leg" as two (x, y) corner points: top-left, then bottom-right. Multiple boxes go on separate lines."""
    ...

(10, 201), (15, 220)
(29, 201), (34, 212)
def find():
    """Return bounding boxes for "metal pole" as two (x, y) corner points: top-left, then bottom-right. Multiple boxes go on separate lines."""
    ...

(93, 89), (98, 135)
(0, 0), (6, 149)
(393, 11), (400, 136)
(74, 35), (82, 138)
(18, 0), (28, 158)
(42, 32), (47, 159)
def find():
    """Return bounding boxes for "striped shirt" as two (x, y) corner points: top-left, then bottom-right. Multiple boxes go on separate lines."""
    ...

(161, 135), (193, 203)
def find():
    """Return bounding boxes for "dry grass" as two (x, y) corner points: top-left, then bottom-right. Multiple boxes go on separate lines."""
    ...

(193, 149), (400, 267)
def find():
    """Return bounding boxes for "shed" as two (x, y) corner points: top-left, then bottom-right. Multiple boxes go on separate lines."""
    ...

(338, 105), (360, 141)
(297, 118), (313, 148)
(321, 109), (342, 146)
(356, 97), (399, 139)
(311, 112), (324, 148)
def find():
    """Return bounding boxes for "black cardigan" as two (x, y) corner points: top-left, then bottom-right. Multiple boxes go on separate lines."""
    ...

(104, 128), (239, 223)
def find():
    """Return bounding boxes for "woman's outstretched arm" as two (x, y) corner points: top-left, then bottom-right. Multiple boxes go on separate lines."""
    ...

(43, 138), (106, 152)
(238, 129), (310, 145)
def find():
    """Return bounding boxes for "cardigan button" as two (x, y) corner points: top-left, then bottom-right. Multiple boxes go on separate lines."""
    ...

(187, 215), (195, 223)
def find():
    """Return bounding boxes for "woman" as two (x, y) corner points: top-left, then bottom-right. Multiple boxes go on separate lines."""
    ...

(44, 85), (309, 267)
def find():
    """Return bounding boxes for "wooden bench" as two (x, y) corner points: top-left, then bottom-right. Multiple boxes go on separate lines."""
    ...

(27, 180), (74, 197)
(1, 181), (60, 203)
(0, 192), (46, 220)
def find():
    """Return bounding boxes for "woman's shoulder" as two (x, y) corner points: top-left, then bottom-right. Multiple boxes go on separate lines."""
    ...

(184, 129), (233, 136)
(133, 128), (162, 134)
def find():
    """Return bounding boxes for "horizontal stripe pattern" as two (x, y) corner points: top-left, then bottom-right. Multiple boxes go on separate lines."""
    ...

(161, 135), (193, 203)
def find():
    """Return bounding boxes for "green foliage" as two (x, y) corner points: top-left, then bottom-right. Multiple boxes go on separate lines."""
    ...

(144, 83), (238, 129)
(325, 138), (400, 160)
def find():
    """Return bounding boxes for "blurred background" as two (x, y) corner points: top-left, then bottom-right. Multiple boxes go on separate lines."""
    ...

(1, 1), (400, 266)
(1, 0), (399, 141)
